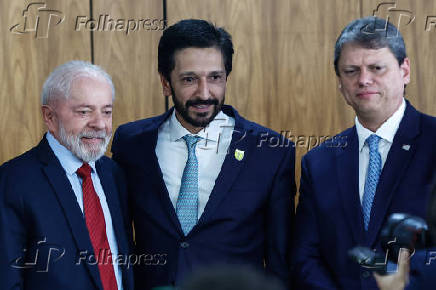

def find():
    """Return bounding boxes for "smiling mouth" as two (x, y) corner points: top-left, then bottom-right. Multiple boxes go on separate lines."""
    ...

(81, 137), (104, 144)
(191, 104), (213, 112)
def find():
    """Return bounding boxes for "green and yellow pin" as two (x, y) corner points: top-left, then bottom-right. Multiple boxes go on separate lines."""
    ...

(234, 149), (244, 161)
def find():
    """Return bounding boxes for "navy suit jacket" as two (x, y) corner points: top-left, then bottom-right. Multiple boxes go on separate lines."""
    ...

(0, 136), (134, 290)
(292, 102), (436, 290)
(111, 105), (296, 289)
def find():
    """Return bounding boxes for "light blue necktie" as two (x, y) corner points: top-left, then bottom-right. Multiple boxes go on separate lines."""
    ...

(362, 134), (382, 231)
(176, 135), (201, 235)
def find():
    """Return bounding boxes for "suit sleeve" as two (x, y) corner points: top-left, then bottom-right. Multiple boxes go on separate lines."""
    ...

(111, 126), (122, 165)
(0, 164), (26, 289)
(265, 146), (296, 289)
(291, 156), (338, 289)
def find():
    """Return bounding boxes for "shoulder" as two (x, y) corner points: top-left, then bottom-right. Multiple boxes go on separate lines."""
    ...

(0, 145), (40, 178)
(114, 116), (161, 139)
(418, 110), (436, 130)
(112, 115), (163, 155)
(0, 145), (44, 203)
(405, 101), (436, 131)
(239, 118), (295, 160)
(112, 110), (172, 149)
(303, 127), (353, 162)
(227, 105), (291, 146)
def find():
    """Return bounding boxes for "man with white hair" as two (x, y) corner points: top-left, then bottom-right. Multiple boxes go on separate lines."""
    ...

(0, 61), (134, 290)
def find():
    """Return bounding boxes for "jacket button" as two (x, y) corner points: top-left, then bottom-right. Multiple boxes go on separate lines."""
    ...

(180, 242), (190, 248)
(361, 271), (371, 278)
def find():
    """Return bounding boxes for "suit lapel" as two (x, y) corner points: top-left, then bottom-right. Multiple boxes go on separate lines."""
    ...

(137, 106), (260, 236)
(336, 128), (365, 244)
(137, 110), (185, 236)
(367, 102), (421, 246)
(96, 160), (125, 252)
(97, 159), (135, 289)
(195, 107), (254, 230)
(37, 137), (103, 290)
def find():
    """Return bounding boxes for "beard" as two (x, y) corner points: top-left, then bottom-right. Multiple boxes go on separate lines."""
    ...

(58, 122), (111, 163)
(171, 86), (224, 128)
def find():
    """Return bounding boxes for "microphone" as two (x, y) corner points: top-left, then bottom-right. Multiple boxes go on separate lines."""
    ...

(348, 213), (428, 275)
(379, 213), (428, 263)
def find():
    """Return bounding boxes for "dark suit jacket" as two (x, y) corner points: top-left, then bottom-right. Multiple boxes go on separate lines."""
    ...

(292, 101), (436, 290)
(0, 136), (134, 290)
(111, 105), (296, 289)
(407, 177), (436, 290)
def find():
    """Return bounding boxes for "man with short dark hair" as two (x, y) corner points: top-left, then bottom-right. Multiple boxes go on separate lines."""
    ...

(292, 17), (436, 289)
(0, 61), (134, 290)
(112, 19), (295, 289)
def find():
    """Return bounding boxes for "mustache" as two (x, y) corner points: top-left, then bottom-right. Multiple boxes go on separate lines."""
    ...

(78, 130), (109, 139)
(186, 99), (219, 107)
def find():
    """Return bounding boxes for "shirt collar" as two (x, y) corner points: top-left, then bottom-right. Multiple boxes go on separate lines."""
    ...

(168, 109), (231, 143)
(46, 132), (96, 175)
(355, 98), (406, 152)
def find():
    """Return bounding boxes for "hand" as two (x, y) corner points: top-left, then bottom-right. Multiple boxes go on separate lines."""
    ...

(374, 248), (410, 290)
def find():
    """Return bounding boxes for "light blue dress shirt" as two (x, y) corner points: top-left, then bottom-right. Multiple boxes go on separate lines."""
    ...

(156, 110), (235, 219)
(46, 132), (123, 289)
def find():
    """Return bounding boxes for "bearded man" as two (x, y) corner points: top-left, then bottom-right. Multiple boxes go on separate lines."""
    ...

(111, 19), (295, 289)
(0, 61), (134, 290)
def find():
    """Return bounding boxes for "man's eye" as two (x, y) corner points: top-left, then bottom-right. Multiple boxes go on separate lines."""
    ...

(210, 75), (223, 81)
(374, 66), (384, 72)
(104, 110), (112, 115)
(343, 69), (356, 75)
(77, 110), (89, 115)
(182, 77), (195, 83)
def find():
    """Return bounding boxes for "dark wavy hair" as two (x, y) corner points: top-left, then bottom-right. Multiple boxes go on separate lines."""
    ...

(158, 19), (234, 81)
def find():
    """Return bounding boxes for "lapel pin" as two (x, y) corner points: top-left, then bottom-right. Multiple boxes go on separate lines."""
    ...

(402, 144), (410, 151)
(234, 149), (244, 161)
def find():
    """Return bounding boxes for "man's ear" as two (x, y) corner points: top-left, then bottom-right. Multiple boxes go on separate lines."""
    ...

(41, 105), (58, 133)
(160, 74), (172, 97)
(400, 57), (411, 85)
(337, 77), (344, 94)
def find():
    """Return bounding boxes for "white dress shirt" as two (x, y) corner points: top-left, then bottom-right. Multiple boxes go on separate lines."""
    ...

(46, 132), (123, 290)
(156, 110), (235, 218)
(356, 98), (406, 203)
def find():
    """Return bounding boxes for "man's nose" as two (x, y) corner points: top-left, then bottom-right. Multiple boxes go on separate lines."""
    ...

(196, 78), (211, 100)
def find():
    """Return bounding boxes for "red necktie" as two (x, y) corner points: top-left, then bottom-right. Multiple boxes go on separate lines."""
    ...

(77, 163), (118, 290)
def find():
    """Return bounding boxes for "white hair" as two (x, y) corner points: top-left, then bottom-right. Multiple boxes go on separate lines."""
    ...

(41, 60), (115, 105)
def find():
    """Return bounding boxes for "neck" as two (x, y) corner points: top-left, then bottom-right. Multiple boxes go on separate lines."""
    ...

(357, 98), (403, 132)
(357, 117), (383, 132)
(175, 111), (204, 134)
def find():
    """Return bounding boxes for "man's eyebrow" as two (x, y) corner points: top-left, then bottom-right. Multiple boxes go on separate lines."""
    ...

(73, 104), (94, 109)
(178, 71), (197, 77)
(178, 70), (226, 77)
(73, 104), (113, 109)
(340, 65), (359, 68)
